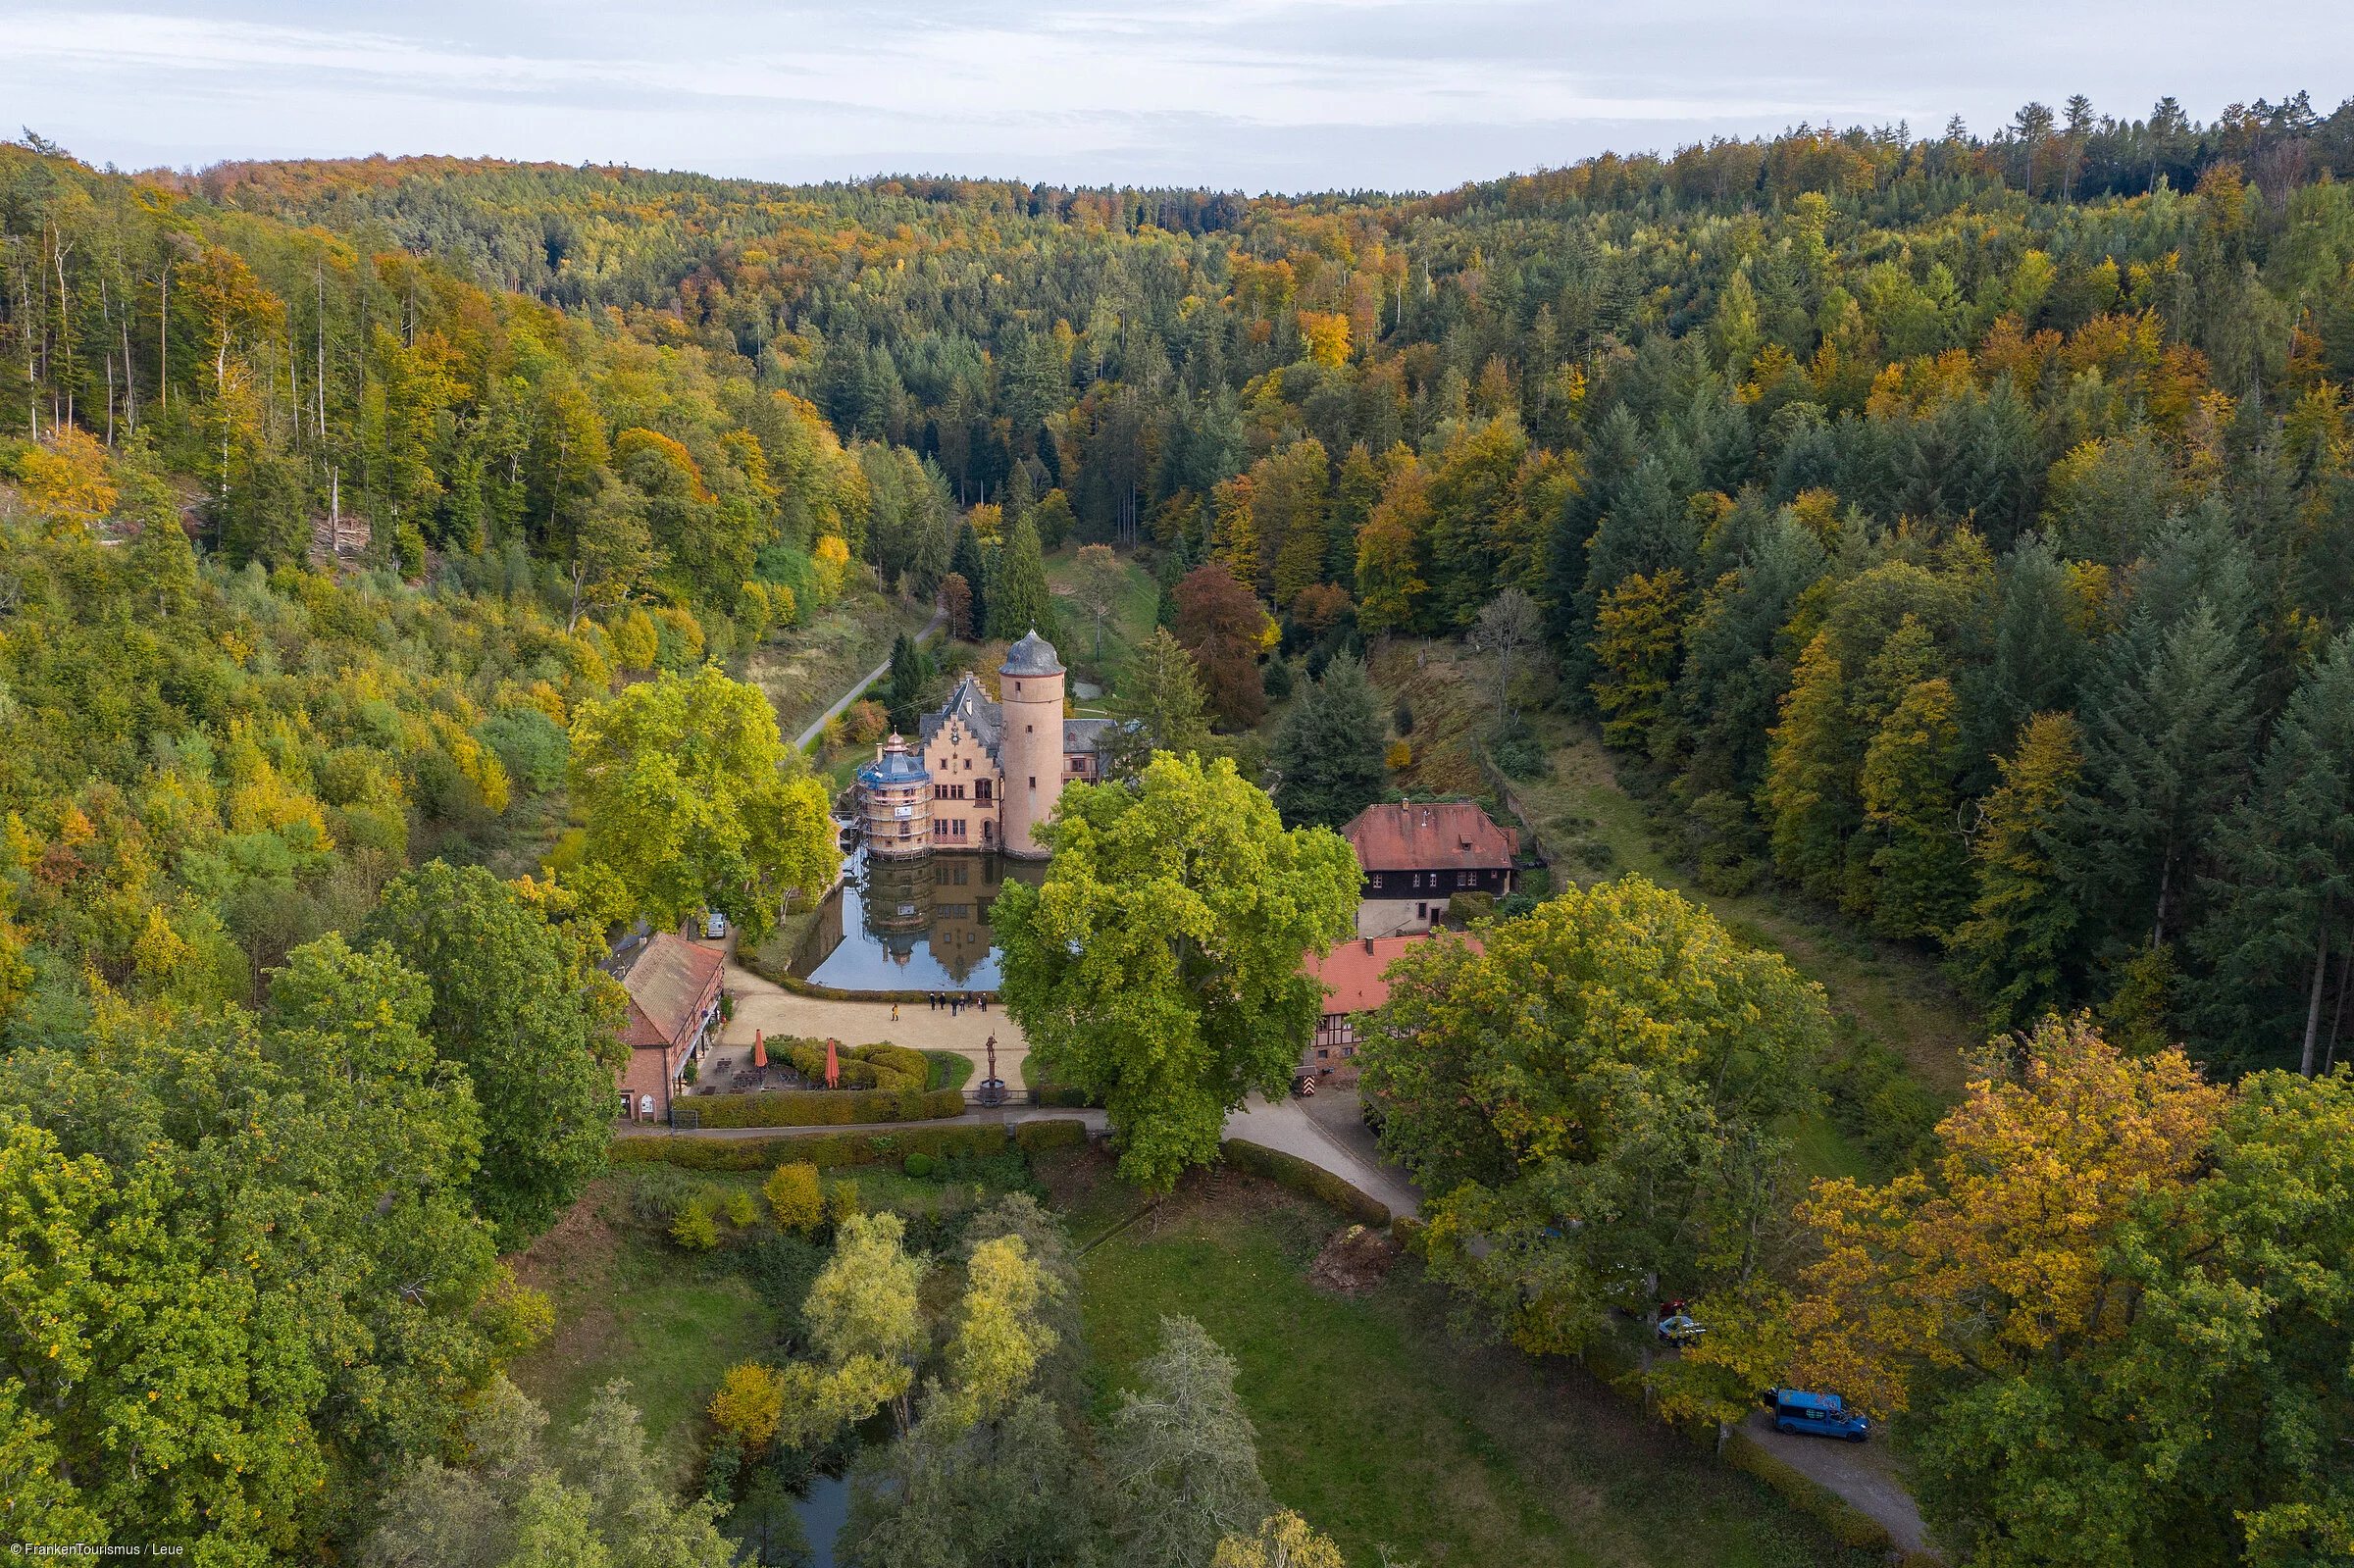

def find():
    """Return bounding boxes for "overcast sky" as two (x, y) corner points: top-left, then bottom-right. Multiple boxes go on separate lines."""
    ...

(3, 2), (2348, 193)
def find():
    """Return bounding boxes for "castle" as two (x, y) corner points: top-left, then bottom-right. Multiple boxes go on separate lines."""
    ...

(855, 630), (1111, 859)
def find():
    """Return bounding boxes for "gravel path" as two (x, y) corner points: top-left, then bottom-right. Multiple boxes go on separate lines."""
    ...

(1742, 1408), (1928, 1552)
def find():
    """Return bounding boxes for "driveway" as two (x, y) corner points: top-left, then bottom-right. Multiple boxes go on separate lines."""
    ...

(1742, 1408), (1928, 1553)
(1222, 1091), (1424, 1219)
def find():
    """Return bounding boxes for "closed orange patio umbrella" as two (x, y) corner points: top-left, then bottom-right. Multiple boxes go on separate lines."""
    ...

(751, 1030), (767, 1069)
(824, 1037), (840, 1088)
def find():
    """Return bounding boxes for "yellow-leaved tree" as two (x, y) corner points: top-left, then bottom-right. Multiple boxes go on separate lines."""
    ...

(566, 664), (838, 941)
(1786, 1014), (2225, 1417)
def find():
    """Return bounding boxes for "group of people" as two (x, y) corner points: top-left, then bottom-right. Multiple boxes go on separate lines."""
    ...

(928, 991), (993, 1016)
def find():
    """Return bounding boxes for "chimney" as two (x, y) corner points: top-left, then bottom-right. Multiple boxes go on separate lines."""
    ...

(1363, 937), (1374, 954)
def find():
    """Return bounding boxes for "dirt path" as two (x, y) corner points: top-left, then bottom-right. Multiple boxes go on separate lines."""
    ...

(792, 600), (944, 749)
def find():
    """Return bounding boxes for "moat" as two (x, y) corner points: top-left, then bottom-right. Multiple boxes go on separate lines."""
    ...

(787, 846), (1047, 990)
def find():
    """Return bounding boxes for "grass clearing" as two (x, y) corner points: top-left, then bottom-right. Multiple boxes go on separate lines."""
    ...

(1058, 1149), (1873, 1568)
(1044, 543), (1160, 694)
(504, 1175), (783, 1484)
(745, 585), (936, 742)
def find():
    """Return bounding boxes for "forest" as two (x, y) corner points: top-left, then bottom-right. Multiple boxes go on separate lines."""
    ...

(3, 84), (2354, 1560)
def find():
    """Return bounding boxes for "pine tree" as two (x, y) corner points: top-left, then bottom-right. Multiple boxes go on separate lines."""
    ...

(2073, 597), (2260, 952)
(1324, 442), (1381, 587)
(950, 520), (989, 634)
(2195, 631), (2354, 1074)
(1860, 676), (1970, 939)
(1273, 653), (1387, 830)
(986, 513), (1057, 645)
(1947, 711), (2088, 1029)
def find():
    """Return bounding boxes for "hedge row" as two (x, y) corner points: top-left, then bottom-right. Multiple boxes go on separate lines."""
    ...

(1721, 1428), (1895, 1553)
(608, 1118), (1089, 1172)
(683, 1086), (966, 1128)
(1218, 1138), (1392, 1227)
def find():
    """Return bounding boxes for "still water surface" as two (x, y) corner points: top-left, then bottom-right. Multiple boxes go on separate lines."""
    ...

(790, 847), (1045, 991)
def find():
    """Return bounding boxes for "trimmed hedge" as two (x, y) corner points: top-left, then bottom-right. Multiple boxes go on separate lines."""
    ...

(684, 1086), (965, 1128)
(1722, 1427), (1895, 1553)
(1015, 1119), (1088, 1153)
(768, 1037), (929, 1093)
(609, 1121), (1055, 1172)
(1219, 1138), (1391, 1227)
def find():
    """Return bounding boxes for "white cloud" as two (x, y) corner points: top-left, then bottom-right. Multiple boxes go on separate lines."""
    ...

(2, 1), (2347, 188)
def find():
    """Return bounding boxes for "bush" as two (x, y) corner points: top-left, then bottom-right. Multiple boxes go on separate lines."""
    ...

(724, 1191), (758, 1227)
(477, 706), (569, 793)
(1385, 739), (1411, 770)
(902, 1151), (936, 1178)
(1490, 733), (1546, 779)
(827, 1180), (862, 1222)
(1219, 1138), (1391, 1227)
(1444, 891), (1494, 927)
(671, 1198), (720, 1251)
(765, 1162), (823, 1232)
(773, 1037), (930, 1093)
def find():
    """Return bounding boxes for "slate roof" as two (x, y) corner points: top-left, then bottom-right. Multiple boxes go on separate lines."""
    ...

(918, 675), (1004, 759)
(857, 734), (931, 786)
(1000, 629), (1065, 677)
(1063, 719), (1112, 754)
(1343, 801), (1517, 873)
(616, 933), (725, 1049)
(1305, 932), (1482, 1017)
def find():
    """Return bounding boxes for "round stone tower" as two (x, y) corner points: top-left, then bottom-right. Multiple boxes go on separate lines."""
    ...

(997, 628), (1065, 858)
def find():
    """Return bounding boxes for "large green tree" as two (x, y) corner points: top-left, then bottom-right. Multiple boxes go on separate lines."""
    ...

(1360, 876), (1828, 1353)
(366, 862), (626, 1245)
(1271, 652), (1386, 829)
(984, 513), (1058, 645)
(995, 753), (1359, 1189)
(567, 664), (840, 940)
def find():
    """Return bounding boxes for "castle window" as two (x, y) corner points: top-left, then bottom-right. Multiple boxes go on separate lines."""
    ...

(1029, 777), (1037, 789)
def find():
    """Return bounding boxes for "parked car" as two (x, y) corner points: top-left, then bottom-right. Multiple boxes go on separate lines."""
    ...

(1765, 1389), (1868, 1442)
(1656, 1313), (1705, 1348)
(704, 912), (727, 940)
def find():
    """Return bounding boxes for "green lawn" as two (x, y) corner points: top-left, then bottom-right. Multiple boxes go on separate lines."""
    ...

(1044, 544), (1160, 693)
(1066, 1153), (1872, 1568)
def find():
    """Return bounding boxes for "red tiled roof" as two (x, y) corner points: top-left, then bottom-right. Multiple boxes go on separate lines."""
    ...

(1343, 801), (1516, 873)
(1304, 932), (1483, 1018)
(618, 934), (725, 1049)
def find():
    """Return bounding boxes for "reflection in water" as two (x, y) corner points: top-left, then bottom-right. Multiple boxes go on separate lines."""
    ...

(791, 848), (1046, 991)
(794, 1470), (849, 1567)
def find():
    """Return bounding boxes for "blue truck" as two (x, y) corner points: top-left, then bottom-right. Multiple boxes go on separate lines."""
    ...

(1766, 1388), (1868, 1442)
